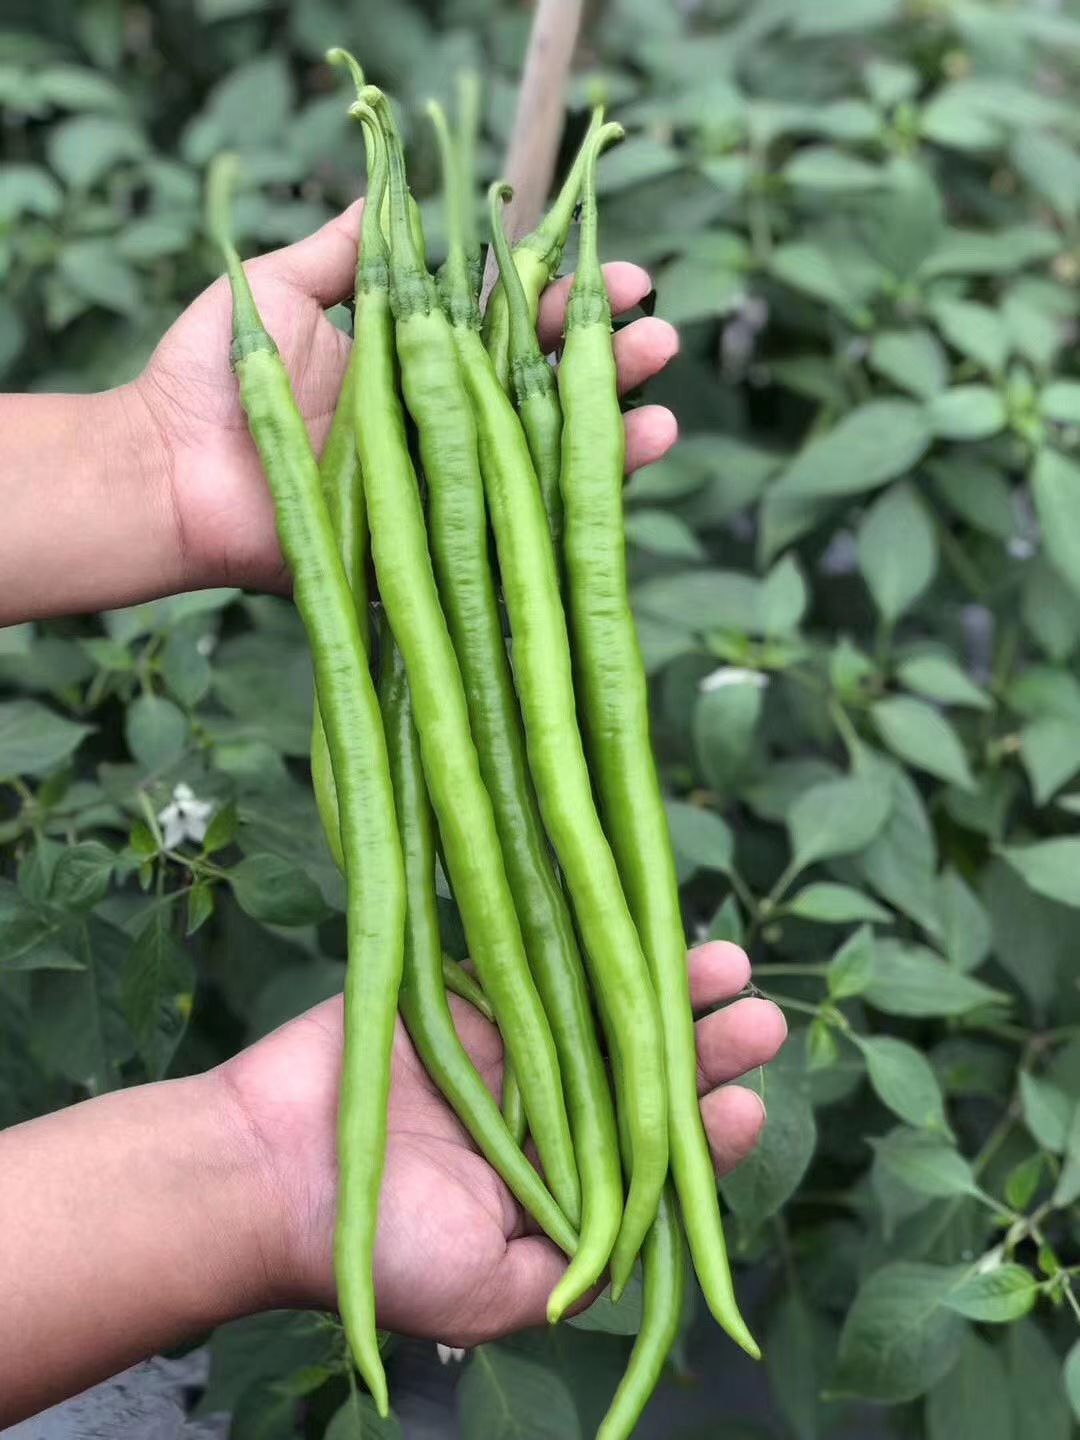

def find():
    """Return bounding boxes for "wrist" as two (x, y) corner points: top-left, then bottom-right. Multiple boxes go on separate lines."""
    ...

(0, 384), (184, 624)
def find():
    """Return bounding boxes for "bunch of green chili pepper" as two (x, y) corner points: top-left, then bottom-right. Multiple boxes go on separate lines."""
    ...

(208, 54), (757, 1437)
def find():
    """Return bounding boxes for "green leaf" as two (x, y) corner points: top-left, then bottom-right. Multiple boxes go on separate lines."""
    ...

(458, 1347), (581, 1440)
(856, 758), (942, 935)
(928, 386), (1007, 441)
(1000, 837), (1080, 907)
(787, 774), (893, 869)
(0, 879), (81, 973)
(0, 700), (91, 778)
(1039, 380), (1080, 425)
(121, 912), (195, 1079)
(1065, 1340), (1080, 1425)
(769, 240), (869, 319)
(786, 882), (890, 924)
(325, 1396), (402, 1439)
(863, 939), (1005, 1017)
(936, 868), (992, 973)
(1020, 716), (1080, 801)
(929, 456), (1015, 539)
(871, 697), (975, 791)
(784, 145), (885, 191)
(1013, 129), (1080, 220)
(827, 925), (875, 1000)
(872, 1127), (977, 1198)
(664, 799), (734, 873)
(47, 113), (146, 187)
(1007, 1321), (1073, 1440)
(1032, 448), (1080, 599)
(720, 1045), (815, 1221)
(693, 676), (763, 792)
(50, 841), (114, 911)
(657, 257), (745, 325)
(931, 298), (1008, 375)
(1019, 1070), (1073, 1152)
(831, 1262), (966, 1403)
(1052, 1105), (1080, 1206)
(228, 854), (328, 928)
(568, 1271), (643, 1335)
(1023, 560), (1080, 660)
(767, 1295), (837, 1440)
(193, 1313), (336, 1420)
(927, 1334), (1013, 1440)
(624, 509), (705, 559)
(30, 916), (135, 1091)
(857, 483), (938, 623)
(858, 1034), (949, 1130)
(869, 329), (948, 399)
(944, 1265), (1038, 1323)
(124, 694), (188, 772)
(896, 652), (991, 710)
(58, 239), (140, 316)
(772, 400), (931, 500)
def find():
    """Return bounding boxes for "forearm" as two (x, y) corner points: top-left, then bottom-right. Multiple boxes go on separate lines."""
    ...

(0, 1071), (286, 1427)
(0, 386), (183, 625)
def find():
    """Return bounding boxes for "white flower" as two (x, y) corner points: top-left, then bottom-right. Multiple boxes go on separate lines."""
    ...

(157, 783), (214, 849)
(699, 667), (768, 693)
(436, 1343), (467, 1365)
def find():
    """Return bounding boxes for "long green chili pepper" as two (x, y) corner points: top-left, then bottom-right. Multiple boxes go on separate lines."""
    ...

(379, 623), (577, 1257)
(350, 88), (581, 1229)
(455, 70), (483, 301)
(441, 953), (493, 1022)
(488, 183), (564, 552)
(440, 148), (669, 1301)
(207, 150), (405, 1418)
(501, 1061), (527, 1147)
(481, 107), (603, 391)
(326, 48), (427, 262)
(427, 97), (629, 1313)
(558, 122), (759, 1358)
(596, 1187), (686, 1440)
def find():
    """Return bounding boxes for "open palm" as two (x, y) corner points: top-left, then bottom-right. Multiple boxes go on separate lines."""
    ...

(136, 201), (682, 597)
(220, 942), (786, 1345)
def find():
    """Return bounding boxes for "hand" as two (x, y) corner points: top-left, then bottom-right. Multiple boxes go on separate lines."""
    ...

(219, 942), (786, 1346)
(135, 203), (681, 595)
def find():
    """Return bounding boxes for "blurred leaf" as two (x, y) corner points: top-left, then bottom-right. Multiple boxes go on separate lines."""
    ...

(1006, 1321), (1072, 1440)
(1032, 448), (1080, 600)
(50, 841), (113, 910)
(625, 509), (705, 559)
(665, 800), (733, 873)
(827, 925), (875, 1000)
(459, 1347), (581, 1440)
(787, 775), (893, 869)
(872, 1128), (977, 1199)
(786, 883), (890, 925)
(783, 146), (885, 191)
(1000, 837), (1080, 908)
(857, 483), (938, 623)
(720, 1045), (815, 1221)
(766, 1295), (836, 1440)
(0, 700), (91, 778)
(871, 697), (975, 791)
(325, 1396), (402, 1439)
(1020, 716), (1080, 802)
(931, 299), (1008, 375)
(944, 1265), (1037, 1324)
(568, 1272), (643, 1335)
(863, 939), (1005, 1017)
(121, 910), (194, 1078)
(831, 1262), (966, 1403)
(229, 854), (328, 928)
(868, 329), (948, 399)
(1013, 130), (1080, 220)
(928, 386), (1007, 441)
(858, 1034), (948, 1131)
(926, 1334), (1012, 1440)
(125, 694), (188, 772)
(47, 113), (145, 187)
(1019, 1070), (1072, 1152)
(897, 653), (991, 710)
(772, 401), (931, 501)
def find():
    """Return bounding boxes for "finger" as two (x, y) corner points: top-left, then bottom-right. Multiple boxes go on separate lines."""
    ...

(625, 404), (678, 474)
(695, 998), (788, 1095)
(701, 1085), (767, 1177)
(537, 261), (653, 350)
(688, 942), (752, 1011)
(250, 199), (365, 309)
(614, 317), (679, 396)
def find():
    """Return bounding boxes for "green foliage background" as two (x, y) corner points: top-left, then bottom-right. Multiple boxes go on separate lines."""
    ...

(3, 0), (1080, 1434)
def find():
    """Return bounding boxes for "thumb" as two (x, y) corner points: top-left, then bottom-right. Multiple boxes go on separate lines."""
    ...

(250, 198), (365, 309)
(459, 1236), (574, 1343)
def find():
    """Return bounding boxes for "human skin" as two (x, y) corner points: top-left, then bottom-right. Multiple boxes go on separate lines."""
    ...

(0, 943), (785, 1428)
(0, 205), (787, 1423)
